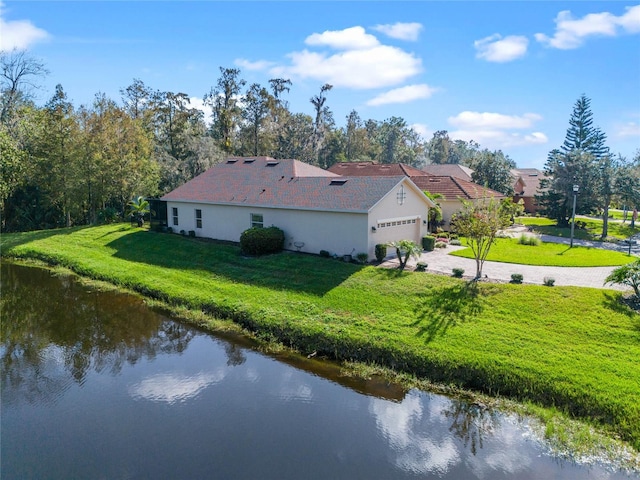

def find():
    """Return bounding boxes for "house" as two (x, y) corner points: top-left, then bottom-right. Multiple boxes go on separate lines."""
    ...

(511, 168), (546, 213)
(328, 162), (504, 228)
(161, 157), (435, 260)
(421, 164), (474, 182)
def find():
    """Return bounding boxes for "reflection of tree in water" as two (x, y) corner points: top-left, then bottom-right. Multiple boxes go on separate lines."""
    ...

(1, 264), (196, 405)
(443, 399), (500, 455)
(224, 343), (246, 366)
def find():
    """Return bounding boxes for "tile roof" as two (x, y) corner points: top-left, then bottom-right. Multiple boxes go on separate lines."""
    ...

(511, 168), (546, 197)
(328, 162), (430, 178)
(422, 164), (474, 182)
(411, 176), (505, 201)
(161, 157), (414, 212)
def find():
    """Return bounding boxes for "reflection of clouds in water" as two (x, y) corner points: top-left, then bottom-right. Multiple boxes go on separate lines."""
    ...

(129, 370), (225, 404)
(370, 392), (460, 475)
(275, 370), (314, 403)
(464, 417), (532, 479)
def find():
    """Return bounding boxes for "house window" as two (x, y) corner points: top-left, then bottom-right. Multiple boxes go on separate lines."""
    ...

(195, 209), (202, 229)
(251, 213), (263, 228)
(172, 207), (179, 226)
(396, 185), (406, 205)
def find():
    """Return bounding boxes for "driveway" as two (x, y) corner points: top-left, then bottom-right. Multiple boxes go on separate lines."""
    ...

(380, 227), (638, 291)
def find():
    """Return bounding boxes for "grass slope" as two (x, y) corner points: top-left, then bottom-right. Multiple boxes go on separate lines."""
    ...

(449, 237), (634, 266)
(2, 224), (639, 450)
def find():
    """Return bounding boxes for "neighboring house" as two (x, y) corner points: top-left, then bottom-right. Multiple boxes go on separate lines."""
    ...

(329, 162), (504, 228)
(161, 156), (435, 260)
(421, 164), (474, 183)
(511, 168), (546, 213)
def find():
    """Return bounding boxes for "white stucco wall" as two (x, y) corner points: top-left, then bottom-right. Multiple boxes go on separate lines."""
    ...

(166, 178), (432, 261)
(165, 201), (369, 258)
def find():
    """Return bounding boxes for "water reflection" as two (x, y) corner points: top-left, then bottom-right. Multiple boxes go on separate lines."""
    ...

(0, 263), (196, 406)
(1, 262), (634, 480)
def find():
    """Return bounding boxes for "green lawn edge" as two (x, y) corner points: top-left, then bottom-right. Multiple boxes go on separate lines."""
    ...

(449, 237), (634, 266)
(2, 224), (639, 453)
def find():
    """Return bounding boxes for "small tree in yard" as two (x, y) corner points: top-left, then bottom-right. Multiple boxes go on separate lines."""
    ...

(387, 239), (422, 270)
(451, 196), (511, 280)
(128, 196), (151, 227)
(605, 260), (640, 297)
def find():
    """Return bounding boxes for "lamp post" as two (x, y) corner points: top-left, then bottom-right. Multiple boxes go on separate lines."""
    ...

(570, 184), (579, 248)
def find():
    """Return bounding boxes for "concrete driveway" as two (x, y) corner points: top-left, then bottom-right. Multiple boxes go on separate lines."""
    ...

(380, 227), (638, 291)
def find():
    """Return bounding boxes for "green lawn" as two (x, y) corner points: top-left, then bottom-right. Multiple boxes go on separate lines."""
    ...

(450, 237), (634, 266)
(517, 216), (640, 241)
(2, 224), (639, 452)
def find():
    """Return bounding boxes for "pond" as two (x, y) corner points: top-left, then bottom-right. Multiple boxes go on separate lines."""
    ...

(0, 262), (634, 479)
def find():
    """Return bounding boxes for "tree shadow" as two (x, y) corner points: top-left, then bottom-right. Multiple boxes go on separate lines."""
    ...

(602, 292), (640, 330)
(412, 281), (485, 342)
(1, 226), (84, 251)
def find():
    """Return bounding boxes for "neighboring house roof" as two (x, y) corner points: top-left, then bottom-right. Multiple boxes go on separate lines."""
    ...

(412, 176), (505, 201)
(328, 161), (430, 178)
(161, 157), (433, 212)
(422, 164), (474, 182)
(511, 168), (546, 197)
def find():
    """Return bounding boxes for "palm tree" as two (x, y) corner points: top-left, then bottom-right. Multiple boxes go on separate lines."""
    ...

(127, 196), (151, 227)
(387, 239), (422, 269)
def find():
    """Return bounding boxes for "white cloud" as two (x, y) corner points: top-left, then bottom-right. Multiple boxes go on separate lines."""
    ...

(0, 2), (50, 51)
(189, 96), (213, 125)
(474, 34), (528, 62)
(271, 44), (422, 90)
(449, 129), (548, 148)
(449, 111), (542, 129)
(366, 84), (438, 106)
(448, 111), (547, 149)
(535, 5), (640, 49)
(234, 58), (275, 71)
(616, 121), (640, 138)
(411, 123), (432, 140)
(372, 22), (423, 41)
(305, 26), (379, 50)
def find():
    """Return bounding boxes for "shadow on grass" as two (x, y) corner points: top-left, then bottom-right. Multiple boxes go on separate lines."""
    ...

(412, 281), (485, 343)
(1, 226), (86, 252)
(105, 230), (362, 296)
(602, 292), (640, 331)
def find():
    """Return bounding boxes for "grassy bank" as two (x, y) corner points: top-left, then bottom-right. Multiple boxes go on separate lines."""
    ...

(518, 216), (640, 241)
(2, 224), (639, 451)
(450, 237), (633, 266)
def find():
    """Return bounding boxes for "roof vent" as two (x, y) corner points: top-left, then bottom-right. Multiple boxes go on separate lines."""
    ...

(330, 179), (348, 186)
(266, 161), (279, 167)
(243, 158), (255, 164)
(226, 159), (238, 164)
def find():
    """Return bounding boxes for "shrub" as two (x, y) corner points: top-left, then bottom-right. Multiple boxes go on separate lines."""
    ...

(356, 252), (369, 264)
(543, 277), (556, 287)
(450, 239), (462, 246)
(604, 259), (640, 296)
(518, 233), (541, 246)
(452, 268), (464, 278)
(436, 237), (449, 243)
(375, 243), (387, 262)
(166, 227), (173, 234)
(188, 230), (196, 237)
(435, 241), (447, 248)
(319, 249), (331, 258)
(422, 236), (436, 252)
(510, 273), (524, 284)
(415, 262), (428, 272)
(437, 232), (449, 239)
(180, 230), (186, 236)
(240, 226), (285, 256)
(449, 233), (458, 240)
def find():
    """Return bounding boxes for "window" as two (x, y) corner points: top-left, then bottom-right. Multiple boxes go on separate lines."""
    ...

(251, 213), (263, 228)
(172, 207), (179, 226)
(195, 209), (202, 229)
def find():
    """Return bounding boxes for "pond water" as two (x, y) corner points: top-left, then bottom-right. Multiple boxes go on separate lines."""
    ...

(1, 262), (635, 479)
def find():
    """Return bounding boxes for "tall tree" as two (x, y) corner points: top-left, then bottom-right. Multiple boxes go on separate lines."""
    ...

(241, 83), (272, 156)
(0, 49), (48, 126)
(561, 94), (609, 158)
(310, 83), (333, 166)
(205, 67), (246, 153)
(468, 149), (515, 195)
(428, 130), (460, 164)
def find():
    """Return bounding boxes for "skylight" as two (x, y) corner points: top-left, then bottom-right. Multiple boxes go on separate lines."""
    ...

(330, 179), (348, 185)
(243, 158), (255, 163)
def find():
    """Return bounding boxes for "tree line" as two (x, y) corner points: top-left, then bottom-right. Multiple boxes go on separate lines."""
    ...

(2, 50), (637, 234)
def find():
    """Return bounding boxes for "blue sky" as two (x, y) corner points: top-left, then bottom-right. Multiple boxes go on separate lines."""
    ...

(1, 1), (639, 169)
